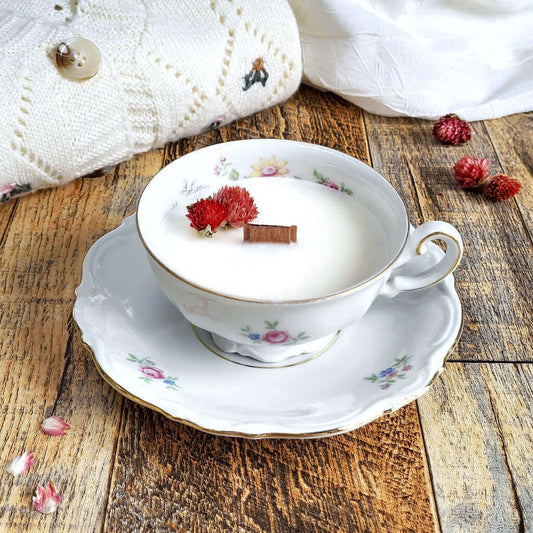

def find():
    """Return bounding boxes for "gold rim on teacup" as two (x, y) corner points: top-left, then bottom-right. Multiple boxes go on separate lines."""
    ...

(135, 140), (413, 305)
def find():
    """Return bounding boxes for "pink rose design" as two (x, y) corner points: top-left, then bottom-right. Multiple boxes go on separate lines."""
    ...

(1, 182), (17, 195)
(220, 156), (226, 162)
(261, 166), (279, 177)
(214, 165), (220, 176)
(402, 365), (413, 371)
(323, 181), (339, 190)
(140, 366), (165, 379)
(262, 330), (290, 344)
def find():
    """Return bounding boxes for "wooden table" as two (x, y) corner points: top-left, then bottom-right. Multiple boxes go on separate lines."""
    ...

(1, 86), (531, 532)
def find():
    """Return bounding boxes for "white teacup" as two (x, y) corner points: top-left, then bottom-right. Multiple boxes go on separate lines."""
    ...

(137, 140), (463, 363)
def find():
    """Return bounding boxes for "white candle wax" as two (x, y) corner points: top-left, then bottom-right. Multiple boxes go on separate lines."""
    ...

(154, 178), (389, 300)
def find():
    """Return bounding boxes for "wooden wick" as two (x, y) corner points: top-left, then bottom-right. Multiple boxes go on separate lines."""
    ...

(243, 223), (297, 244)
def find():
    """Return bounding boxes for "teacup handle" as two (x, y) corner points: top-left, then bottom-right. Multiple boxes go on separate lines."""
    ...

(380, 221), (463, 298)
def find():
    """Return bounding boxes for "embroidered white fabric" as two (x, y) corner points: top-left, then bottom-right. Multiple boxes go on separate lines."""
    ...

(289, 0), (533, 120)
(0, 0), (302, 201)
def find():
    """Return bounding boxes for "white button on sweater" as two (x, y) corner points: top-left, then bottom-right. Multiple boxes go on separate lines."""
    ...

(0, 0), (302, 203)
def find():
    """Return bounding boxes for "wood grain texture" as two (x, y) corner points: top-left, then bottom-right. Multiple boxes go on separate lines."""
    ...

(0, 149), (163, 531)
(363, 112), (533, 362)
(484, 113), (533, 238)
(103, 403), (436, 533)
(418, 362), (533, 532)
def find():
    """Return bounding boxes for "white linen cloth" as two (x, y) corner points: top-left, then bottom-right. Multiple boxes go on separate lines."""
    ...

(0, 0), (301, 202)
(289, 0), (533, 120)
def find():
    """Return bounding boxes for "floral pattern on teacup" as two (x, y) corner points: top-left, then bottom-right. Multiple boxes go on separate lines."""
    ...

(126, 353), (180, 390)
(364, 355), (413, 390)
(209, 157), (353, 199)
(241, 320), (310, 345)
(313, 170), (353, 196)
(214, 157), (241, 180)
(249, 156), (289, 178)
(180, 179), (210, 197)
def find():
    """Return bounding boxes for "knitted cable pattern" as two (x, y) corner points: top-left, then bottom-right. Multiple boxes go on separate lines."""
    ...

(0, 0), (302, 203)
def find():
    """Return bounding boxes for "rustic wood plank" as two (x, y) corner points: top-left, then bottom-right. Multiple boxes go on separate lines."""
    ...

(484, 113), (533, 240)
(418, 362), (533, 532)
(363, 112), (533, 362)
(0, 200), (18, 249)
(103, 402), (436, 533)
(99, 87), (438, 533)
(209, 84), (371, 163)
(0, 149), (163, 531)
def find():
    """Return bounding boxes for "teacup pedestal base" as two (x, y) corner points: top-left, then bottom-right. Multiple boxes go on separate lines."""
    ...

(210, 331), (339, 364)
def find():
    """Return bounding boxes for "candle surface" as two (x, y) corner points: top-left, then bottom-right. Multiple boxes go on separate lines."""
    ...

(154, 178), (389, 300)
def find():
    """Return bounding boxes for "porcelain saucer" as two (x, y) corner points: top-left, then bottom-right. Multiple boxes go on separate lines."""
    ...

(74, 217), (462, 438)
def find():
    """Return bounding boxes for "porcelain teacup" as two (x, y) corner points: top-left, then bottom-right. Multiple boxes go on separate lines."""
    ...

(136, 140), (463, 363)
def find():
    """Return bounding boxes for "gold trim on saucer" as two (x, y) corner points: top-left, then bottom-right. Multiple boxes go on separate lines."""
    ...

(72, 299), (464, 439)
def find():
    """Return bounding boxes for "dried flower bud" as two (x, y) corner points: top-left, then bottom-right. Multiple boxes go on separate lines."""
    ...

(433, 114), (472, 145)
(212, 185), (259, 228)
(484, 174), (521, 201)
(454, 156), (490, 188)
(186, 198), (228, 236)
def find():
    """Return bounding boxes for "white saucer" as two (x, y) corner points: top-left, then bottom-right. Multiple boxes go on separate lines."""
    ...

(74, 217), (462, 438)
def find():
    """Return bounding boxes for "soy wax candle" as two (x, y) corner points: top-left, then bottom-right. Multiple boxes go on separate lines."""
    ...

(151, 178), (389, 301)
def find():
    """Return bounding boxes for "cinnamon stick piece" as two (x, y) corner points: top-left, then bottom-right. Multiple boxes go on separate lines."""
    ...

(243, 223), (297, 244)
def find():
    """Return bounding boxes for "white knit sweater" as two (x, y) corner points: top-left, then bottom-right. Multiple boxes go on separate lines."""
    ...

(0, 0), (302, 202)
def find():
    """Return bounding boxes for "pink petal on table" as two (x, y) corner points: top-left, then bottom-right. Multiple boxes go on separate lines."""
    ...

(41, 415), (70, 436)
(5, 451), (35, 476)
(32, 482), (62, 515)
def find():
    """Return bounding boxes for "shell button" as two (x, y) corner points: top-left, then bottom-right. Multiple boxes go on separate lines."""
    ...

(55, 37), (101, 81)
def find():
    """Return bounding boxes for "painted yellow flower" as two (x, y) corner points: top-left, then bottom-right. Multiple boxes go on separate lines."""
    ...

(250, 156), (289, 177)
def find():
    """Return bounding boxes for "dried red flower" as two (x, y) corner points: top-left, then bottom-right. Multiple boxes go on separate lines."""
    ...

(454, 156), (490, 188)
(484, 174), (521, 201)
(186, 198), (228, 237)
(433, 114), (472, 145)
(212, 185), (259, 228)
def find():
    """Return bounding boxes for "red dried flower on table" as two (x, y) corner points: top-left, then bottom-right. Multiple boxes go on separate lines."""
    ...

(454, 156), (490, 188)
(433, 114), (472, 145)
(186, 198), (228, 237)
(212, 185), (259, 228)
(484, 174), (522, 201)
